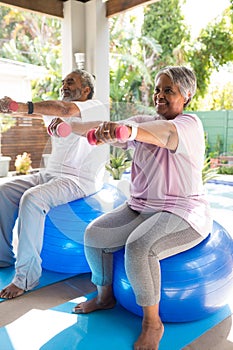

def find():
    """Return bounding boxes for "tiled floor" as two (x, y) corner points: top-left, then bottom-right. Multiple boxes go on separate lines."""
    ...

(0, 272), (233, 349)
(0, 273), (96, 329)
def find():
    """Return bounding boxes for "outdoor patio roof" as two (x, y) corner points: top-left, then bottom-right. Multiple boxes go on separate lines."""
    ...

(0, 0), (158, 18)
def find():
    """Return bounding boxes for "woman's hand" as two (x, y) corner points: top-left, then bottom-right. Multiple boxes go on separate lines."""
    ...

(94, 122), (130, 144)
(94, 122), (118, 143)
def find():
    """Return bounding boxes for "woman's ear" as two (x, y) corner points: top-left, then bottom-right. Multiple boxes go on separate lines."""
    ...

(185, 91), (191, 104)
(184, 92), (191, 107)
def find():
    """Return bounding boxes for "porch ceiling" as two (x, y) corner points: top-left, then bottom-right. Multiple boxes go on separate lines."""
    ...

(0, 0), (158, 18)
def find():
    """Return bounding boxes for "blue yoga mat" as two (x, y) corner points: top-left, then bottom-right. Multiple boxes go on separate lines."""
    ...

(0, 292), (232, 350)
(0, 267), (77, 302)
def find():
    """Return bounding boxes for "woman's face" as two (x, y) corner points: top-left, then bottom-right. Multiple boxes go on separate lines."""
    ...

(153, 74), (186, 120)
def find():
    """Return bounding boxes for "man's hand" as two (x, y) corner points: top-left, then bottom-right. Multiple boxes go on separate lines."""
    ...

(0, 96), (14, 113)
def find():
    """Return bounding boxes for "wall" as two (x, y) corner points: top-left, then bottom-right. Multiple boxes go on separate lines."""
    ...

(0, 58), (48, 170)
(1, 118), (51, 171)
(195, 111), (233, 154)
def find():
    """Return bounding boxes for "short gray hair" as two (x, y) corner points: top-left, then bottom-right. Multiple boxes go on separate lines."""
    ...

(155, 66), (197, 107)
(72, 69), (95, 99)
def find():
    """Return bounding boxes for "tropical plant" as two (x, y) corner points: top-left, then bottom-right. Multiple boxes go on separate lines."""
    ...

(109, 10), (162, 110)
(208, 135), (224, 159)
(0, 4), (62, 158)
(187, 8), (233, 105)
(204, 80), (233, 111)
(109, 12), (161, 163)
(141, 1), (233, 110)
(202, 157), (219, 184)
(0, 5), (62, 101)
(105, 148), (132, 180)
(142, 0), (190, 71)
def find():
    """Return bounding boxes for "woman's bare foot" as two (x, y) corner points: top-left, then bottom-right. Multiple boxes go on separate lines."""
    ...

(73, 284), (116, 314)
(134, 319), (164, 350)
(72, 295), (116, 314)
(0, 283), (24, 299)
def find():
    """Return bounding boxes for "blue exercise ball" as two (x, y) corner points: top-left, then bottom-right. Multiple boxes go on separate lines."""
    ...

(113, 221), (233, 322)
(41, 184), (127, 273)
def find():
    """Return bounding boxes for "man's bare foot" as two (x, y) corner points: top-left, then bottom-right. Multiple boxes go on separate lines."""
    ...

(134, 320), (164, 350)
(0, 283), (24, 299)
(72, 295), (116, 314)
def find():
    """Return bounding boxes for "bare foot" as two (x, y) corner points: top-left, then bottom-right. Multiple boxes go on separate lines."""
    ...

(72, 295), (116, 314)
(134, 320), (164, 350)
(0, 283), (24, 299)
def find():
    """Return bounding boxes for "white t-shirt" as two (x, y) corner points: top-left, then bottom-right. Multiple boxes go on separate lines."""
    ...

(125, 113), (212, 237)
(43, 100), (109, 195)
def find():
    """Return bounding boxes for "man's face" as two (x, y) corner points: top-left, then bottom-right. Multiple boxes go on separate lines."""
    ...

(61, 72), (88, 101)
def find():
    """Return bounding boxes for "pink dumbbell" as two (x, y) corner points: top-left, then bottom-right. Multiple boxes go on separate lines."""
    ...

(9, 101), (19, 112)
(87, 125), (130, 145)
(47, 121), (72, 138)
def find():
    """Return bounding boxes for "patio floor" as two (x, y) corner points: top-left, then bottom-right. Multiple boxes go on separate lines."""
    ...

(0, 175), (232, 349)
(0, 270), (233, 350)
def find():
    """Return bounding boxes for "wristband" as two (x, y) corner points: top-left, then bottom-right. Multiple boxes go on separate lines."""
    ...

(127, 124), (138, 141)
(27, 101), (34, 114)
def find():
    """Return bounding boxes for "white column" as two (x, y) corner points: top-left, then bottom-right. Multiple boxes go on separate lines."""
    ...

(61, 0), (109, 108)
(61, 0), (85, 76)
(85, 0), (109, 105)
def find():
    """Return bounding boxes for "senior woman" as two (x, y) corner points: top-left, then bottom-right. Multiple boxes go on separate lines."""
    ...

(71, 66), (212, 350)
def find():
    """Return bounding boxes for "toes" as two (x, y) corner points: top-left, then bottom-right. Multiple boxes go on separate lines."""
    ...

(0, 290), (6, 298)
(72, 305), (83, 314)
(72, 307), (83, 314)
(0, 288), (10, 299)
(0, 286), (24, 299)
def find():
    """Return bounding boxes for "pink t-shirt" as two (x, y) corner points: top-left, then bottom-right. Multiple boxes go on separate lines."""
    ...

(126, 113), (212, 237)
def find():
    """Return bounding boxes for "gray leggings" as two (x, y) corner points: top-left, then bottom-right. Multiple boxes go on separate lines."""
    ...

(84, 203), (204, 307)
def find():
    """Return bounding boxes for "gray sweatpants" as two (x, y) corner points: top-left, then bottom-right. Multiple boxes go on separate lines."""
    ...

(0, 172), (84, 290)
(84, 203), (204, 307)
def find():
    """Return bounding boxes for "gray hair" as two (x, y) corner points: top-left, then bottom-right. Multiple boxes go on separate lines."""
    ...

(155, 66), (197, 107)
(72, 69), (95, 99)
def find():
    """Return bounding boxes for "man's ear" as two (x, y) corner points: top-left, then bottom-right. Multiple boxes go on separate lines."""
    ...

(83, 86), (91, 98)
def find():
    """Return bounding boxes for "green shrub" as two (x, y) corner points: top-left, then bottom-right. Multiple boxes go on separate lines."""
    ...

(217, 166), (233, 175)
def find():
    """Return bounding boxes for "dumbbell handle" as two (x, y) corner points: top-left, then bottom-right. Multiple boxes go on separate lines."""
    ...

(87, 125), (130, 145)
(47, 121), (72, 137)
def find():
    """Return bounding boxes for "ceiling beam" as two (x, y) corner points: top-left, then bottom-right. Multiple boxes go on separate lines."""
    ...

(0, 0), (159, 19)
(106, 0), (159, 17)
(0, 0), (64, 18)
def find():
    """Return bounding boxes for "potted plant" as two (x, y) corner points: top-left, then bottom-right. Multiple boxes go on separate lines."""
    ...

(105, 148), (132, 198)
(209, 151), (220, 169)
(15, 152), (32, 175)
(105, 148), (131, 180)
